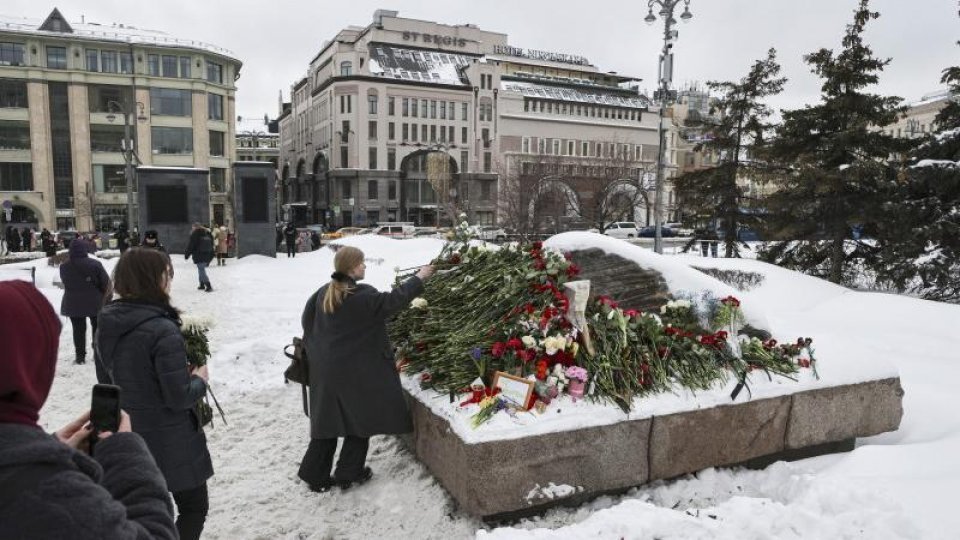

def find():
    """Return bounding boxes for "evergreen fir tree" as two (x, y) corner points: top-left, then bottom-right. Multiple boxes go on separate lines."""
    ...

(759, 0), (905, 284)
(873, 51), (960, 302)
(673, 49), (786, 257)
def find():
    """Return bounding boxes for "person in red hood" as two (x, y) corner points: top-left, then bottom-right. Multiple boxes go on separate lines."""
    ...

(0, 280), (176, 539)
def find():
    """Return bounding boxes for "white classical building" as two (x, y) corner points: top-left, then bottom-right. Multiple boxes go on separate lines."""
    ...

(0, 8), (241, 232)
(278, 10), (661, 230)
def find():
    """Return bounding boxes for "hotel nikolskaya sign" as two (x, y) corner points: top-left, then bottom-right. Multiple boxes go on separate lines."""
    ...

(402, 32), (467, 47)
(492, 45), (590, 66)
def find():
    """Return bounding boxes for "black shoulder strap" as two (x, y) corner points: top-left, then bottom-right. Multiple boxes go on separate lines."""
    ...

(0, 462), (70, 510)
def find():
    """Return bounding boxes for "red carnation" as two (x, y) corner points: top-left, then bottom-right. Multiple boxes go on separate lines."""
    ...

(506, 338), (524, 350)
(563, 252), (573, 261)
(533, 259), (546, 271)
(491, 342), (506, 358)
(624, 309), (639, 318)
(721, 296), (741, 307)
(524, 303), (536, 315)
(420, 373), (432, 383)
(532, 241), (543, 250)
(566, 264), (580, 278)
(449, 253), (462, 265)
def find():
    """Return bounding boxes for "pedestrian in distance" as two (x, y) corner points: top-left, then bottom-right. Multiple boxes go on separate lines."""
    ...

(41, 228), (57, 257)
(215, 226), (229, 266)
(310, 230), (321, 251)
(59, 239), (112, 368)
(297, 246), (434, 493)
(0, 280), (177, 540)
(96, 248), (213, 540)
(115, 224), (130, 254)
(283, 222), (298, 258)
(184, 223), (215, 292)
(142, 230), (166, 252)
(21, 227), (32, 252)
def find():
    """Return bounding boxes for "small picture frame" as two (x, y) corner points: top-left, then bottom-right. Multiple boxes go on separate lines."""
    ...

(492, 371), (534, 409)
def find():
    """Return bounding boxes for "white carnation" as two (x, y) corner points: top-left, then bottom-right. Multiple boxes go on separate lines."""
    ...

(521, 335), (537, 349)
(410, 297), (429, 309)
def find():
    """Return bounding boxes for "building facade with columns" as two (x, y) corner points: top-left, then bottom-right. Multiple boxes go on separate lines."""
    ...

(0, 8), (241, 232)
(278, 10), (660, 230)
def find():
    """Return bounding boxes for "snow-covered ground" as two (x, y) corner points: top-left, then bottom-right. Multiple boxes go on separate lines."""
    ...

(6, 233), (958, 539)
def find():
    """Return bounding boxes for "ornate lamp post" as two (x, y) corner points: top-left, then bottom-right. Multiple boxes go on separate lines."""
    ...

(645, 0), (692, 253)
(106, 100), (147, 231)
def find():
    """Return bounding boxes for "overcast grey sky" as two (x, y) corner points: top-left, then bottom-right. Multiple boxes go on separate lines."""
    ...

(5, 1), (958, 124)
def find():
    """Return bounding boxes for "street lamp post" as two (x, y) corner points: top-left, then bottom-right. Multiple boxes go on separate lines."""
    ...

(106, 100), (147, 232)
(645, 0), (693, 253)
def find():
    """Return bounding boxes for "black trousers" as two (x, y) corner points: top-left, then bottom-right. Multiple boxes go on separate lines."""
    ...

(298, 437), (369, 486)
(286, 241), (296, 258)
(172, 482), (208, 540)
(69, 316), (97, 359)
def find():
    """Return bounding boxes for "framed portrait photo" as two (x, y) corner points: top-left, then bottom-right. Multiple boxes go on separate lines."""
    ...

(492, 371), (534, 409)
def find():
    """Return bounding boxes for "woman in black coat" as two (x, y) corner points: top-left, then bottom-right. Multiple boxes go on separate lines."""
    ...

(60, 239), (111, 366)
(298, 246), (433, 492)
(96, 248), (213, 540)
(184, 223), (215, 292)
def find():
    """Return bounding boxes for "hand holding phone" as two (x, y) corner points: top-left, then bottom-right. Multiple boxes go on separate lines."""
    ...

(90, 384), (121, 438)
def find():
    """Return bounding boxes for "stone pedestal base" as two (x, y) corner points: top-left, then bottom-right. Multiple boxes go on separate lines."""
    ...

(405, 378), (903, 521)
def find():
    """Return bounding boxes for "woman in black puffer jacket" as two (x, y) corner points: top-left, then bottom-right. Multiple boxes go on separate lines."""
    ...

(96, 248), (213, 540)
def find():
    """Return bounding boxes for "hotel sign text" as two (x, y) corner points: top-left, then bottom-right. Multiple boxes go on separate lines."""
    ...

(492, 45), (590, 66)
(402, 32), (467, 48)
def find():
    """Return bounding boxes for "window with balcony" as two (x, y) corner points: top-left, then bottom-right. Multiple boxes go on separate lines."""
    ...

(0, 120), (30, 150)
(151, 127), (193, 154)
(151, 88), (192, 116)
(89, 124), (125, 152)
(46, 46), (67, 69)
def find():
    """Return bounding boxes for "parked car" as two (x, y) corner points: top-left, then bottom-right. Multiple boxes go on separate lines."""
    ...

(638, 226), (677, 238)
(664, 223), (694, 236)
(603, 222), (640, 239)
(373, 223), (416, 238)
(469, 226), (507, 242)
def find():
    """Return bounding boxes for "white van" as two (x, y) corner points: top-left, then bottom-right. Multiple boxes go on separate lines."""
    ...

(373, 223), (415, 238)
(603, 221), (640, 239)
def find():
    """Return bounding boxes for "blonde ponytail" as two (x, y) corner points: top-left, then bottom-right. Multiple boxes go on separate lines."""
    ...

(322, 246), (364, 314)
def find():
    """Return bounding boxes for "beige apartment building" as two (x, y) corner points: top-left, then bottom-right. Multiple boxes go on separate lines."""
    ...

(0, 8), (241, 232)
(278, 10), (660, 230)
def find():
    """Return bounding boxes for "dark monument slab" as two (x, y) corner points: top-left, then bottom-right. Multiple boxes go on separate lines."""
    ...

(232, 162), (277, 258)
(137, 167), (210, 255)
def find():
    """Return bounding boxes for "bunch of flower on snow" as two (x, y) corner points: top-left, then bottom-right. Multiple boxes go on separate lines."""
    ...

(390, 240), (581, 394)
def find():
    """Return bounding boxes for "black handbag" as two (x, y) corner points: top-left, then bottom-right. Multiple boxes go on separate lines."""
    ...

(194, 385), (226, 430)
(284, 337), (310, 417)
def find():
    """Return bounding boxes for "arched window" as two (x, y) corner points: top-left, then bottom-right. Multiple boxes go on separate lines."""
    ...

(340, 61), (352, 76)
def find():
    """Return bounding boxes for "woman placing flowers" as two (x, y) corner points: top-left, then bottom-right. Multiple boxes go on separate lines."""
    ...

(298, 246), (434, 493)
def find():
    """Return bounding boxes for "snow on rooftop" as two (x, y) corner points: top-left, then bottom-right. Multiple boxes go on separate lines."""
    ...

(368, 44), (472, 86)
(0, 12), (238, 61)
(502, 80), (651, 109)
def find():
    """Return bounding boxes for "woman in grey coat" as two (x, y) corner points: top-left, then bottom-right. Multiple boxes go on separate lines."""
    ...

(97, 248), (212, 540)
(298, 246), (433, 492)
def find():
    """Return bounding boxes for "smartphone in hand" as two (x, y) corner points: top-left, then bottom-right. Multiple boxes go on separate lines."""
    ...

(90, 384), (121, 437)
